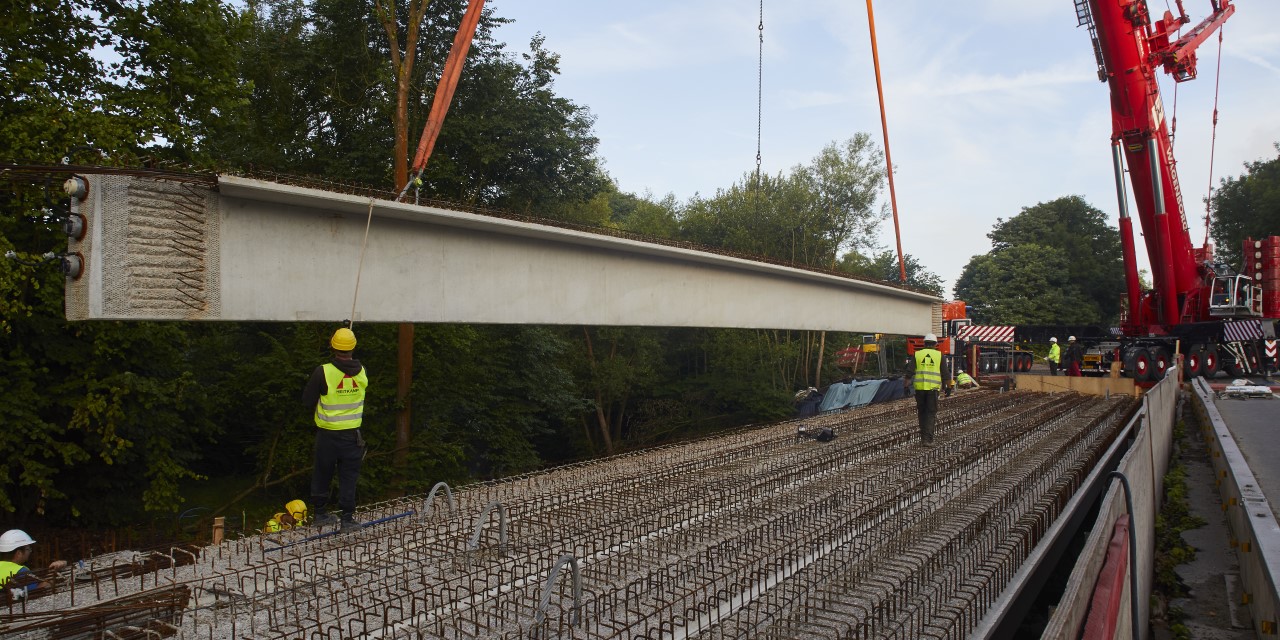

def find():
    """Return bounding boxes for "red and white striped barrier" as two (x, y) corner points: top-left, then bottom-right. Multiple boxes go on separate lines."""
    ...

(954, 325), (1016, 343)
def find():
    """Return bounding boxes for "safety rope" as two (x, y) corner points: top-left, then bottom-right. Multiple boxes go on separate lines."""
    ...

(348, 198), (377, 329)
(1203, 25), (1225, 246)
(753, 0), (763, 228)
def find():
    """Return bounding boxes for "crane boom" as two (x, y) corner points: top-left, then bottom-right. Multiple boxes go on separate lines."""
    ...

(1082, 0), (1233, 333)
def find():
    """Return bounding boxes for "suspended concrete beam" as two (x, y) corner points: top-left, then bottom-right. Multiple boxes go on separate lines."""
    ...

(64, 174), (938, 333)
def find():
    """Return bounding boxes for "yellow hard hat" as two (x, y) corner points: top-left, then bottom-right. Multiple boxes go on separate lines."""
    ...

(285, 499), (308, 524)
(330, 328), (356, 351)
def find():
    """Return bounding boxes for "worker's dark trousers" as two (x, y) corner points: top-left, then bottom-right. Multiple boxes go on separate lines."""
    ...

(915, 389), (938, 443)
(1048, 361), (1059, 376)
(311, 428), (365, 518)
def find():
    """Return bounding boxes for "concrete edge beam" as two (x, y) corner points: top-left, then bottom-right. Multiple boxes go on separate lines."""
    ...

(1192, 378), (1280, 636)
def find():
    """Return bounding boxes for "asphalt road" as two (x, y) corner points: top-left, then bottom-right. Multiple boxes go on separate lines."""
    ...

(1211, 376), (1280, 522)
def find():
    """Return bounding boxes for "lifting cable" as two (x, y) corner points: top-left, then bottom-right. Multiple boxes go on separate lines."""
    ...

(1203, 24), (1225, 246)
(753, 0), (763, 228)
(348, 198), (377, 329)
(347, 0), (486, 326)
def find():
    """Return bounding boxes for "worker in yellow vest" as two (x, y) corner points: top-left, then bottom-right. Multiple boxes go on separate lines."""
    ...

(954, 370), (978, 390)
(302, 327), (368, 532)
(264, 513), (289, 533)
(263, 500), (309, 533)
(1047, 337), (1061, 376)
(907, 334), (947, 445)
(0, 530), (66, 597)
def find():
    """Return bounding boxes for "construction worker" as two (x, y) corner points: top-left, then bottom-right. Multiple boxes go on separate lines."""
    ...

(954, 370), (978, 390)
(285, 499), (309, 527)
(0, 530), (67, 597)
(302, 327), (368, 532)
(1064, 336), (1084, 377)
(264, 513), (290, 533)
(907, 334), (946, 445)
(1047, 337), (1061, 376)
(264, 499), (308, 533)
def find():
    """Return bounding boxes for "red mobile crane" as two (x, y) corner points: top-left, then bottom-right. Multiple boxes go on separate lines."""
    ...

(920, 1), (1279, 383)
(1070, 0), (1277, 380)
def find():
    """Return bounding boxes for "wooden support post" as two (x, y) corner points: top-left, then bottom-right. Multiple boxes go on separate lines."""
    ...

(212, 517), (225, 545)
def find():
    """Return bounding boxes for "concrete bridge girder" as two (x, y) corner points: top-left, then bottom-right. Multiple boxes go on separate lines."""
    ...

(65, 174), (938, 334)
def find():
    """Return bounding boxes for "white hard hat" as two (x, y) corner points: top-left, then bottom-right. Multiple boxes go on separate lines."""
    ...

(923, 333), (937, 343)
(1049, 337), (1057, 343)
(0, 529), (35, 553)
(1068, 335), (1076, 341)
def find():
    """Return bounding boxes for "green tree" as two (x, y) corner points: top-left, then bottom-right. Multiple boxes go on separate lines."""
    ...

(575, 327), (667, 455)
(955, 196), (1124, 325)
(210, 0), (603, 211)
(2, 0), (248, 164)
(679, 134), (886, 267)
(1209, 145), (1280, 269)
(954, 245), (1084, 324)
(839, 250), (944, 296)
(1, 0), (249, 525)
(605, 185), (681, 239)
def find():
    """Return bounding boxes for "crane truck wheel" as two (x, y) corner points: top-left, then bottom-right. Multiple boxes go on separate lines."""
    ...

(1132, 348), (1153, 382)
(1201, 345), (1220, 379)
(1245, 343), (1261, 373)
(1149, 346), (1170, 381)
(1123, 347), (1152, 382)
(1185, 345), (1203, 378)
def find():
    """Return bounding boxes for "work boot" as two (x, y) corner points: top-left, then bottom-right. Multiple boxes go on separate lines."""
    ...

(312, 512), (339, 528)
(340, 517), (364, 533)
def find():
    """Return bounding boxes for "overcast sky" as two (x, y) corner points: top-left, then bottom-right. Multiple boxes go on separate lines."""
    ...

(489, 0), (1280, 296)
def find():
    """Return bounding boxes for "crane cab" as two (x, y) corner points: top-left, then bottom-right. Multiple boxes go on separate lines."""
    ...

(1207, 274), (1263, 318)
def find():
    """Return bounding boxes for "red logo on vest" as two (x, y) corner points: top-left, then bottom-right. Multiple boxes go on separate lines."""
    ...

(337, 375), (360, 390)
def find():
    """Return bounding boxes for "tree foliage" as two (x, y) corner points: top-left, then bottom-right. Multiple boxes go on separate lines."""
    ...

(839, 250), (944, 296)
(955, 196), (1124, 325)
(678, 135), (885, 266)
(1, 0), (248, 526)
(209, 0), (603, 210)
(1209, 145), (1280, 269)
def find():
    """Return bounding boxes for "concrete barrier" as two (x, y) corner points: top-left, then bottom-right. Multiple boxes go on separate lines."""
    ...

(1190, 378), (1280, 637)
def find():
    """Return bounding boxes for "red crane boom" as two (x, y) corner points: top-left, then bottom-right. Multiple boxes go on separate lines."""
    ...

(1082, 0), (1234, 334)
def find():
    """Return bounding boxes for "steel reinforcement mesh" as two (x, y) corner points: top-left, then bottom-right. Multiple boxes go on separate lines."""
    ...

(0, 390), (1136, 640)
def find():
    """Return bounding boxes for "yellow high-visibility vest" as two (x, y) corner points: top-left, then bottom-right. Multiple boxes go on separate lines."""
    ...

(0, 561), (24, 586)
(914, 348), (943, 391)
(1048, 344), (1061, 363)
(314, 363), (367, 430)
